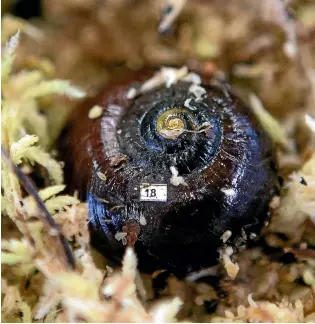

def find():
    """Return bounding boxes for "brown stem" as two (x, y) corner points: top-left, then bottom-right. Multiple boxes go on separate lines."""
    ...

(1, 146), (75, 270)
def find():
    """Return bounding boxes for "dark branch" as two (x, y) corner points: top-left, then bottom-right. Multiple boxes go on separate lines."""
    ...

(1, 146), (75, 269)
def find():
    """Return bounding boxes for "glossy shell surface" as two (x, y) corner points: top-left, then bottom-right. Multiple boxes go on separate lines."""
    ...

(62, 70), (278, 273)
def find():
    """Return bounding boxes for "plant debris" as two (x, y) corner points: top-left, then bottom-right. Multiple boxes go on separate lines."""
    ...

(127, 66), (201, 99)
(88, 105), (103, 119)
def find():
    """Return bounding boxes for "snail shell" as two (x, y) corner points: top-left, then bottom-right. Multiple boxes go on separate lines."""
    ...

(62, 69), (278, 273)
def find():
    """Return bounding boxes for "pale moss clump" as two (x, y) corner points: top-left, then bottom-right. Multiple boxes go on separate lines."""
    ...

(211, 299), (305, 323)
(1, 31), (84, 222)
(32, 248), (182, 322)
(1, 30), (183, 323)
(268, 153), (315, 238)
(1, 31), (84, 321)
(2, 280), (33, 323)
(249, 93), (288, 147)
(1, 239), (33, 265)
(22, 185), (79, 216)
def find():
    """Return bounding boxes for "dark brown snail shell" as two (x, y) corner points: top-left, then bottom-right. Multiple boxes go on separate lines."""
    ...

(62, 69), (279, 274)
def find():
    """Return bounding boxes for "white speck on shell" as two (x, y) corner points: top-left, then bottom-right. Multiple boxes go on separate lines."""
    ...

(88, 105), (103, 119)
(115, 232), (127, 245)
(139, 215), (147, 225)
(184, 98), (196, 110)
(96, 172), (107, 182)
(127, 87), (137, 99)
(170, 166), (188, 187)
(188, 84), (206, 102)
(126, 66), (202, 99)
(221, 188), (236, 196)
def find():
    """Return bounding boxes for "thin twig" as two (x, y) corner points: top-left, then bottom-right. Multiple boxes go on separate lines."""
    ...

(1, 146), (75, 269)
(158, 0), (187, 34)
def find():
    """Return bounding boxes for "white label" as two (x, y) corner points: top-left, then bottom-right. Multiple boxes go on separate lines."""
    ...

(140, 183), (167, 202)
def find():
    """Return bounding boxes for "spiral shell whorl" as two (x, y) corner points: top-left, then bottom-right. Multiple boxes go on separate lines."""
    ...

(118, 81), (222, 174)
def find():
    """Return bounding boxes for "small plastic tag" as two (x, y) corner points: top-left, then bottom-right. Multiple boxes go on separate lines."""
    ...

(140, 183), (167, 202)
